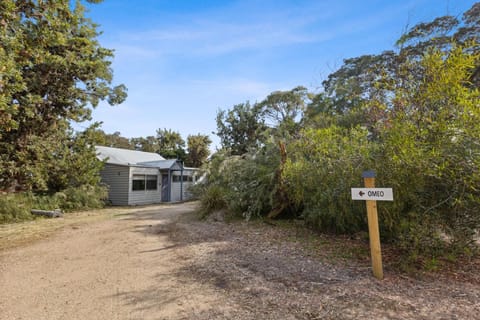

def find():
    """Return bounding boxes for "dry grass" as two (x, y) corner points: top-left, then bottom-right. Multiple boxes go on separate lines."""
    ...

(0, 207), (135, 251)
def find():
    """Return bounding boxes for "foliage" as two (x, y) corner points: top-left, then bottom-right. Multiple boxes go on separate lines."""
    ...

(315, 51), (396, 131)
(196, 141), (282, 220)
(202, 3), (480, 267)
(210, 87), (311, 218)
(0, 185), (107, 224)
(58, 184), (108, 211)
(216, 101), (267, 155)
(0, 0), (126, 191)
(397, 3), (480, 59)
(283, 126), (374, 233)
(195, 184), (228, 217)
(156, 128), (186, 160)
(0, 193), (36, 223)
(0, 120), (106, 192)
(376, 44), (480, 256)
(221, 141), (281, 220)
(258, 86), (309, 125)
(185, 134), (211, 167)
(47, 123), (106, 191)
(310, 2), (480, 132)
(285, 42), (480, 259)
(190, 151), (230, 215)
(130, 136), (158, 153)
(97, 130), (135, 150)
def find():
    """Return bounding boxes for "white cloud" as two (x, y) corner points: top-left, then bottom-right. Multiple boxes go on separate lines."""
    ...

(107, 0), (415, 62)
(118, 24), (318, 58)
(108, 2), (339, 59)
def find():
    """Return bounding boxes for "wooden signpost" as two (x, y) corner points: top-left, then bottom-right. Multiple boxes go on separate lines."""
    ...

(352, 170), (393, 280)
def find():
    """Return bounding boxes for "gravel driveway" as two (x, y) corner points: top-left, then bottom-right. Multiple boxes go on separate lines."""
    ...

(0, 202), (479, 319)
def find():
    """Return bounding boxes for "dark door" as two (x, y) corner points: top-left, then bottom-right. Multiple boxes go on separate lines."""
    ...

(161, 174), (169, 202)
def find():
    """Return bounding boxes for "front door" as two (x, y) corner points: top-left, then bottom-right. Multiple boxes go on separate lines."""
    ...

(161, 174), (169, 202)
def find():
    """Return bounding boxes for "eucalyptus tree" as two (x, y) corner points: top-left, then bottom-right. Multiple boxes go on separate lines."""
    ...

(131, 136), (158, 153)
(0, 0), (127, 191)
(156, 128), (186, 160)
(311, 2), (480, 132)
(185, 134), (211, 168)
(258, 86), (309, 137)
(216, 101), (266, 155)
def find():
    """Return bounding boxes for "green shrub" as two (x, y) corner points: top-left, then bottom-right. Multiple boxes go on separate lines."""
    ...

(0, 191), (62, 223)
(376, 46), (480, 258)
(283, 45), (480, 263)
(0, 184), (108, 224)
(57, 184), (108, 211)
(284, 126), (374, 233)
(0, 193), (33, 223)
(222, 144), (280, 220)
(196, 142), (282, 220)
(196, 184), (228, 217)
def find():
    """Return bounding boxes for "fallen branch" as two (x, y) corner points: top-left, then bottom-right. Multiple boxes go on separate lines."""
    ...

(31, 209), (63, 218)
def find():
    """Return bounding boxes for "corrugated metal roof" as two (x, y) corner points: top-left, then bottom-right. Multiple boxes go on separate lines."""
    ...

(95, 146), (165, 166)
(139, 159), (182, 170)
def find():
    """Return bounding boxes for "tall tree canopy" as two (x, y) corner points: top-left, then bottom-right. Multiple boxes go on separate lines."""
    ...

(185, 134), (211, 168)
(131, 136), (158, 153)
(309, 3), (480, 131)
(255, 86), (310, 140)
(0, 0), (127, 191)
(156, 128), (186, 160)
(97, 130), (134, 150)
(258, 86), (309, 128)
(216, 101), (266, 155)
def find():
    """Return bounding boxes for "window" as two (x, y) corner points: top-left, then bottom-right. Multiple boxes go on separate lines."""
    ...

(132, 174), (158, 191)
(172, 175), (193, 182)
(132, 175), (146, 191)
(146, 175), (158, 190)
(172, 176), (193, 182)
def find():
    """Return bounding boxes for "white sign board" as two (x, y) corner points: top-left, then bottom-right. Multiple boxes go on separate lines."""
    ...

(351, 188), (393, 201)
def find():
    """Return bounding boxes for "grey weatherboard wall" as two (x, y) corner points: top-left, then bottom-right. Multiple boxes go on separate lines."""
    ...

(128, 166), (162, 205)
(100, 164), (130, 206)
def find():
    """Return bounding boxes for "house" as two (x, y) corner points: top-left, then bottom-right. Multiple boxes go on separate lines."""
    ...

(95, 146), (198, 205)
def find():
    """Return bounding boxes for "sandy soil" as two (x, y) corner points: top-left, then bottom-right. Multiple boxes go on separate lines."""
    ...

(1, 202), (479, 320)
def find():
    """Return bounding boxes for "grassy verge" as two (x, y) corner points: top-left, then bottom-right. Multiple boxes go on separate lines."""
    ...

(0, 186), (108, 224)
(0, 207), (134, 251)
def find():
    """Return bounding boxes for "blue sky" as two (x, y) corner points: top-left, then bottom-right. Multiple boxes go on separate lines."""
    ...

(80, 0), (477, 148)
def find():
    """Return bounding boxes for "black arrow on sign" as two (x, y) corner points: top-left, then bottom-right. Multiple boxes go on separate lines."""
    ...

(359, 191), (365, 197)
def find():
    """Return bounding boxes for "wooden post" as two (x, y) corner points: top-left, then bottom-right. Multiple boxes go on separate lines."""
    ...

(362, 170), (383, 280)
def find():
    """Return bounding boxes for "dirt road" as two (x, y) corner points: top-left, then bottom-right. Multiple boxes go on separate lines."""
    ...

(1, 202), (479, 320)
